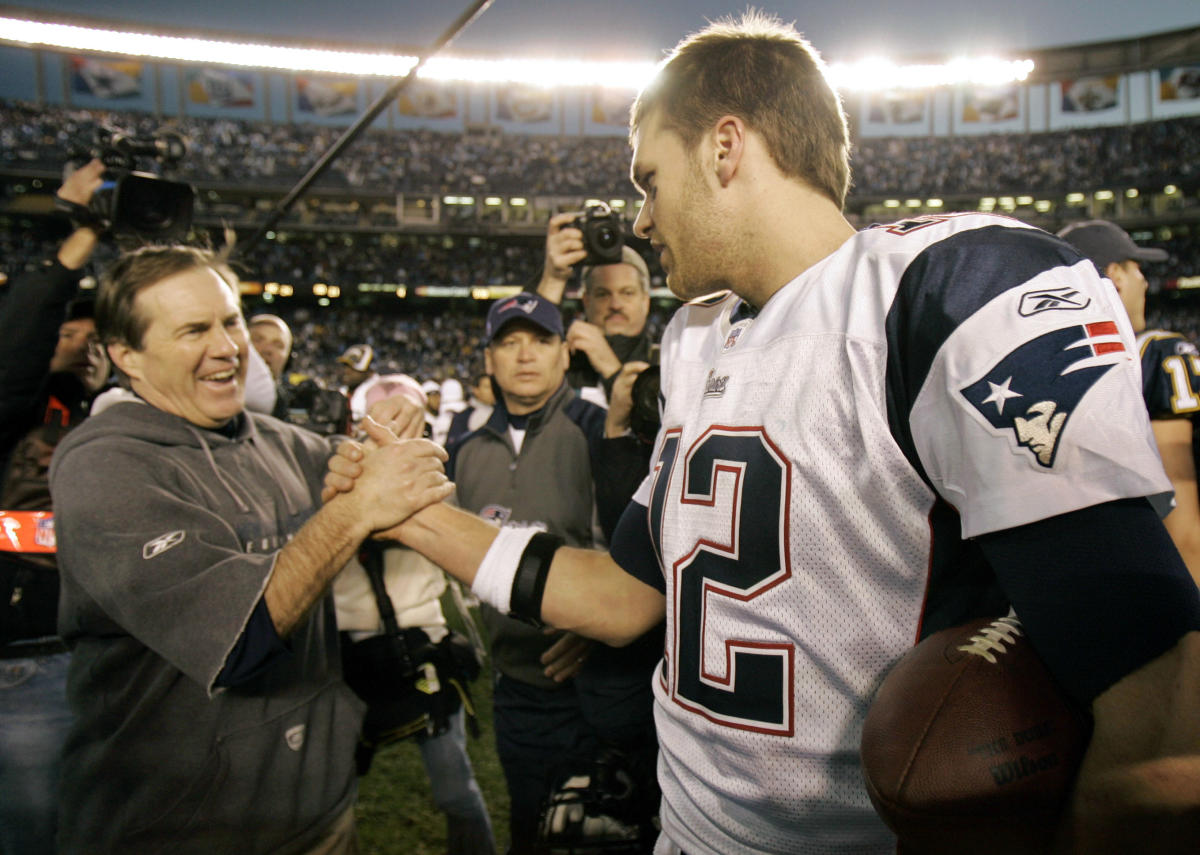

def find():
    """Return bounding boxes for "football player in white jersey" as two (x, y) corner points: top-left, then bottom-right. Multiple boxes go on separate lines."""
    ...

(328, 12), (1200, 854)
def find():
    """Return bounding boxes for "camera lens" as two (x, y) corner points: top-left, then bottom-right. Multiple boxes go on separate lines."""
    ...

(594, 225), (619, 249)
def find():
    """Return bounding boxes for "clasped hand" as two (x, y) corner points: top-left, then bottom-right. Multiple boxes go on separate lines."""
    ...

(322, 395), (453, 535)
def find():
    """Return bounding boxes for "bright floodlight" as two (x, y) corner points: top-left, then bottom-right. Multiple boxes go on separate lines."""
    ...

(0, 15), (1034, 91)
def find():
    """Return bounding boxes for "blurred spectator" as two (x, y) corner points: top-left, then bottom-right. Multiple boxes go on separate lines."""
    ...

(1058, 219), (1200, 584)
(447, 369), (495, 447)
(0, 157), (105, 855)
(339, 342), (377, 422)
(432, 378), (466, 446)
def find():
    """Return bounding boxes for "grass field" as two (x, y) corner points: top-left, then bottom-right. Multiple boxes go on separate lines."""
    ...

(355, 590), (511, 854)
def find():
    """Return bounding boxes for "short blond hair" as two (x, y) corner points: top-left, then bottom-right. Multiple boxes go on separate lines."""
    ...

(630, 10), (850, 208)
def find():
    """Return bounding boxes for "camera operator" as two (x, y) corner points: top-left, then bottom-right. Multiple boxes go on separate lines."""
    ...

(0, 157), (107, 855)
(536, 211), (656, 405)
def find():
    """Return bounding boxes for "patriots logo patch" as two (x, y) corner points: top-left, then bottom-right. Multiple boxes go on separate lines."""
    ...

(479, 504), (511, 526)
(961, 322), (1127, 467)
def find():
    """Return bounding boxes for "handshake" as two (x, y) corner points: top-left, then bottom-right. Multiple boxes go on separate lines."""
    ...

(321, 395), (452, 541)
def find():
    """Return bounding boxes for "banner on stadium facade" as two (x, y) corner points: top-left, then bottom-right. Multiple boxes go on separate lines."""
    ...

(187, 68), (257, 108)
(70, 56), (143, 99)
(397, 82), (458, 118)
(866, 91), (927, 125)
(590, 88), (634, 126)
(1059, 75), (1120, 112)
(961, 84), (1020, 123)
(1159, 65), (1200, 101)
(495, 86), (554, 123)
(296, 77), (359, 116)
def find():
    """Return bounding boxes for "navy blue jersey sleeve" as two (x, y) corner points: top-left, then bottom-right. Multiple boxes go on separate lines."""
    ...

(213, 597), (291, 688)
(976, 497), (1200, 706)
(610, 499), (664, 593)
(1138, 332), (1200, 419)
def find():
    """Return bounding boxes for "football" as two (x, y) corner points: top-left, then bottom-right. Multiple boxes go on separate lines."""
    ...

(861, 615), (1092, 854)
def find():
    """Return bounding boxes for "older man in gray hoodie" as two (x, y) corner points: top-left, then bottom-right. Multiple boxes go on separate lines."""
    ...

(49, 245), (451, 855)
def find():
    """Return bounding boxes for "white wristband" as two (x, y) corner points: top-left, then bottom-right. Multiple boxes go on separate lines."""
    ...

(470, 527), (538, 614)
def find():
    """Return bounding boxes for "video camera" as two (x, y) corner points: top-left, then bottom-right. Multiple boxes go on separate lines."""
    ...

(66, 126), (195, 242)
(573, 202), (624, 266)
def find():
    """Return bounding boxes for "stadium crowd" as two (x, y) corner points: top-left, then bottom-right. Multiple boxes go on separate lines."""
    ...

(3, 99), (1200, 199)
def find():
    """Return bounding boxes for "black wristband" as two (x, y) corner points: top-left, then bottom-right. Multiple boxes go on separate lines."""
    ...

(509, 532), (564, 626)
(54, 196), (106, 232)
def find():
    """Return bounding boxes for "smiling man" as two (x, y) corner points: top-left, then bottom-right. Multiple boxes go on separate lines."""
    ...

(47, 245), (452, 855)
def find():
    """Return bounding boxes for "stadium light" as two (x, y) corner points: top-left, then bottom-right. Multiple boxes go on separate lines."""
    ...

(0, 14), (1034, 92)
(826, 57), (1034, 92)
(1094, 190), (1114, 201)
(1165, 185), (1179, 195)
(884, 200), (900, 208)
(1125, 188), (1139, 198)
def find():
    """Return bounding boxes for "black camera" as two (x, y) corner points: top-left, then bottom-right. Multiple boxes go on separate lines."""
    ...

(68, 127), (195, 242)
(629, 365), (661, 445)
(573, 202), (624, 266)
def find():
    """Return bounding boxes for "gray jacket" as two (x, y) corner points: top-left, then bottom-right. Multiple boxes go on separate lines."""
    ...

(49, 400), (362, 855)
(449, 381), (606, 687)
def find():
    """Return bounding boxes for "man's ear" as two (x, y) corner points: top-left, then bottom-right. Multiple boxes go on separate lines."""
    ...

(713, 115), (746, 187)
(107, 341), (143, 383)
(1105, 261), (1126, 291)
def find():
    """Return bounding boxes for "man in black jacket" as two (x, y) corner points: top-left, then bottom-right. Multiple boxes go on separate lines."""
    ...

(0, 157), (106, 855)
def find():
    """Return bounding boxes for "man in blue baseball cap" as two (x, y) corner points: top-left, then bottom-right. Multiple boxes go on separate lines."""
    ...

(450, 291), (660, 853)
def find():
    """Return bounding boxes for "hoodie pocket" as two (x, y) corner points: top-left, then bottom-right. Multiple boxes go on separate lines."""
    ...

(124, 678), (362, 854)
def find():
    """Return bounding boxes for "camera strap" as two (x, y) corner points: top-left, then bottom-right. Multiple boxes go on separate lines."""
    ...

(359, 541), (414, 674)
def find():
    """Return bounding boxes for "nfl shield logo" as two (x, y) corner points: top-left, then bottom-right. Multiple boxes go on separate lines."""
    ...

(285, 724), (306, 751)
(35, 516), (56, 549)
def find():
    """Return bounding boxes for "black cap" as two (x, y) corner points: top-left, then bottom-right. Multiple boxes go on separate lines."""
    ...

(1056, 220), (1168, 271)
(64, 296), (95, 322)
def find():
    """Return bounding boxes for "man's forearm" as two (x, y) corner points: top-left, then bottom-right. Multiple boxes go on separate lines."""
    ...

(536, 271), (569, 305)
(57, 227), (100, 270)
(264, 496), (372, 636)
(394, 502), (665, 646)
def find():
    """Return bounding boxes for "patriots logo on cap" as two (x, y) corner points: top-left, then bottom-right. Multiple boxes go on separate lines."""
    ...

(961, 321), (1127, 468)
(496, 296), (538, 316)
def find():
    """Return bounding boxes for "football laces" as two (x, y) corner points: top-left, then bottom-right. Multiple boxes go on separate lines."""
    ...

(956, 615), (1023, 664)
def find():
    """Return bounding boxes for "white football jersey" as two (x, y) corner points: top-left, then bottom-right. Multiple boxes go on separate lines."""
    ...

(629, 213), (1170, 855)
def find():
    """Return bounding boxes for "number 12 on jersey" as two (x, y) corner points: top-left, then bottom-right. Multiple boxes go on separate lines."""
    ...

(649, 426), (795, 735)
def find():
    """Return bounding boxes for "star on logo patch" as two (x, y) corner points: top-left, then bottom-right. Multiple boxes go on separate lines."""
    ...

(961, 322), (1127, 467)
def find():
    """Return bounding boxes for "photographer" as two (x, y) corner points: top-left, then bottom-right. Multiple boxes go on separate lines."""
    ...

(0, 157), (106, 855)
(536, 210), (657, 405)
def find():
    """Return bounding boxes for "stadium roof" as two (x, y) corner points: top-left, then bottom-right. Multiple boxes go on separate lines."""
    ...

(5, 0), (1199, 61)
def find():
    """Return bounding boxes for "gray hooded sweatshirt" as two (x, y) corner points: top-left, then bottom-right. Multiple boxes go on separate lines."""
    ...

(48, 399), (363, 854)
